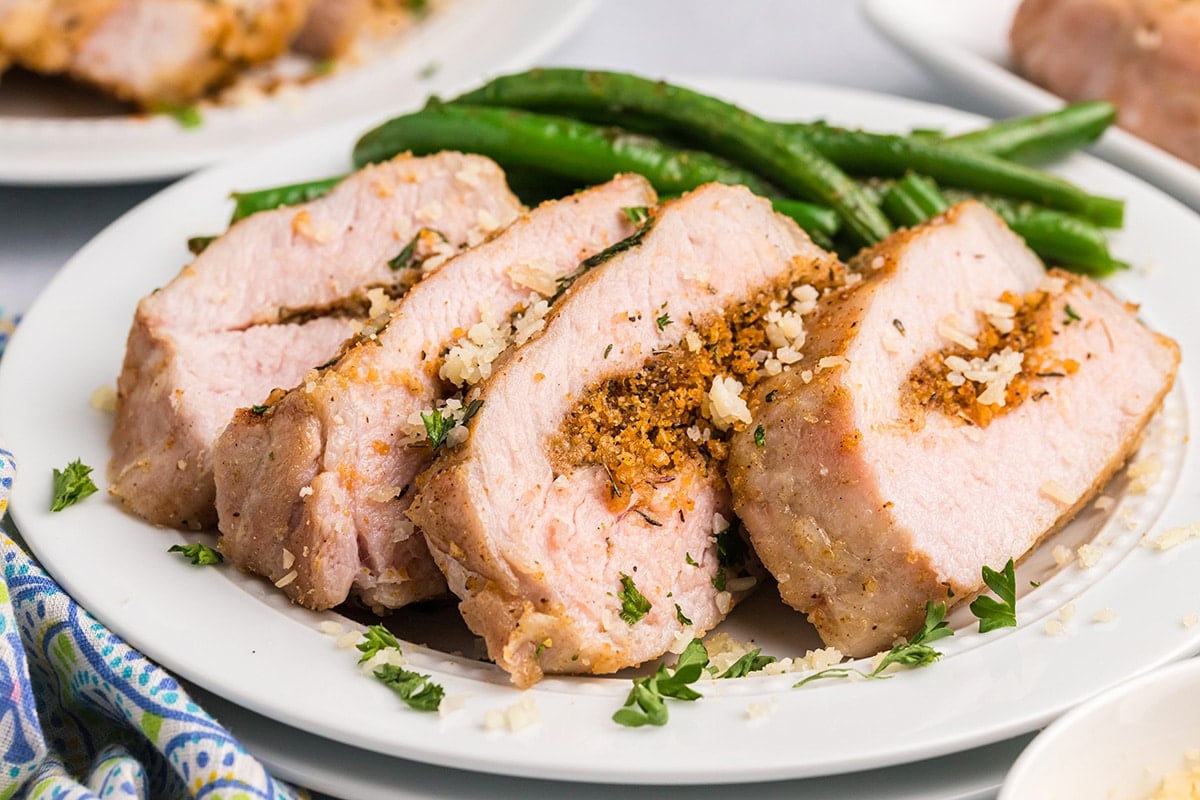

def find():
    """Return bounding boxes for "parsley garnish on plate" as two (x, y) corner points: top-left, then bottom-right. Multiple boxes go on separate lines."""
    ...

(613, 639), (708, 727)
(754, 424), (766, 448)
(795, 601), (953, 687)
(168, 543), (223, 566)
(356, 623), (402, 664)
(420, 408), (454, 449)
(374, 664), (444, 712)
(623, 206), (650, 225)
(618, 573), (652, 624)
(969, 558), (1018, 632)
(717, 648), (776, 679)
(50, 459), (98, 512)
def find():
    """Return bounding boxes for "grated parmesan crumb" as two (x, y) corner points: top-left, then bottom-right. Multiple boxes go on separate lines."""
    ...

(318, 621), (344, 636)
(1045, 619), (1066, 636)
(1040, 480), (1074, 506)
(1185, 614), (1200, 629)
(1058, 603), (1077, 622)
(274, 570), (298, 588)
(1093, 495), (1115, 512)
(817, 355), (849, 371)
(90, 384), (118, 413)
(483, 695), (539, 732)
(704, 375), (752, 431)
(1093, 608), (1118, 623)
(1126, 456), (1163, 494)
(336, 631), (361, 649)
(944, 348), (1024, 406)
(1150, 522), (1200, 551)
(299, 485), (314, 498)
(1052, 545), (1074, 567)
(438, 693), (468, 717)
(745, 701), (775, 722)
(1076, 543), (1102, 569)
(937, 315), (978, 350)
(282, 548), (295, 570)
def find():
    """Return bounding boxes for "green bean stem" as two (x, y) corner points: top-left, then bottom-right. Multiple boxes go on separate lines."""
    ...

(354, 102), (779, 197)
(945, 101), (1117, 163)
(229, 176), (345, 223)
(451, 69), (893, 245)
(789, 123), (1124, 228)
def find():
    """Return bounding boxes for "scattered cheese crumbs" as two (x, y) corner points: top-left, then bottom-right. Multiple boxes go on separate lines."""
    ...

(299, 485), (314, 498)
(1052, 545), (1074, 567)
(745, 701), (775, 722)
(817, 355), (848, 371)
(1044, 619), (1066, 636)
(982, 299), (1017, 335)
(282, 548), (295, 570)
(1058, 603), (1077, 622)
(1150, 522), (1200, 551)
(711, 513), (729, 535)
(365, 287), (394, 318)
(800, 369), (814, 384)
(684, 330), (703, 352)
(360, 647), (406, 676)
(714, 591), (733, 615)
(476, 208), (500, 233)
(483, 695), (540, 732)
(90, 384), (118, 413)
(761, 647), (844, 676)
(177, 460), (187, 471)
(1038, 275), (1067, 295)
(944, 348), (1024, 406)
(705, 633), (759, 675)
(791, 284), (820, 313)
(336, 631), (361, 649)
(1147, 752), (1200, 800)
(1093, 495), (1116, 512)
(438, 693), (468, 717)
(843, 271), (864, 287)
(274, 570), (298, 588)
(1127, 456), (1163, 494)
(441, 294), (549, 387)
(937, 316), (978, 350)
(600, 608), (618, 633)
(726, 576), (758, 593)
(368, 485), (404, 503)
(506, 259), (557, 297)
(1076, 543), (1102, 569)
(455, 165), (482, 187)
(1185, 614), (1200, 629)
(1039, 479), (1074, 506)
(704, 375), (752, 431)
(669, 627), (697, 654)
(869, 255), (885, 270)
(415, 201), (444, 223)
(393, 519), (415, 543)
(318, 621), (344, 636)
(881, 328), (904, 354)
(1093, 608), (1118, 623)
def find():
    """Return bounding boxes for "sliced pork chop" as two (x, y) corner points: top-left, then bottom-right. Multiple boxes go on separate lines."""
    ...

(409, 184), (844, 688)
(728, 201), (1180, 657)
(110, 152), (521, 530)
(1010, 0), (1200, 167)
(213, 174), (657, 613)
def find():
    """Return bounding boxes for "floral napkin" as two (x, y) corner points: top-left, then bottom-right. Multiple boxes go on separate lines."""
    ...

(0, 442), (306, 799)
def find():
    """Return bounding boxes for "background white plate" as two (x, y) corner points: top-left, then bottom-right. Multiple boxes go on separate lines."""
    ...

(0, 0), (595, 185)
(862, 0), (1200, 211)
(3, 78), (1200, 785)
(188, 684), (1019, 799)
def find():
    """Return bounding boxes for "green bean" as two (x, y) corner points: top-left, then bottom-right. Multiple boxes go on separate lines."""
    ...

(786, 123), (1123, 228)
(229, 176), (345, 223)
(944, 190), (1127, 277)
(451, 69), (893, 245)
(769, 198), (839, 248)
(881, 173), (949, 227)
(354, 102), (780, 197)
(945, 101), (1116, 163)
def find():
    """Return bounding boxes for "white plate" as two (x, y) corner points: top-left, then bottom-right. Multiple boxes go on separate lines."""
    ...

(0, 0), (595, 185)
(862, 0), (1200, 211)
(189, 683), (1020, 800)
(4, 78), (1200, 785)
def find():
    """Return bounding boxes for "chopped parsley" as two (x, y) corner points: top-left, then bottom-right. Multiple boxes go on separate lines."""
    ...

(388, 228), (445, 271)
(168, 543), (223, 566)
(718, 648), (776, 679)
(715, 525), (749, 569)
(675, 603), (693, 626)
(656, 311), (672, 330)
(1063, 304), (1081, 324)
(892, 318), (906, 336)
(250, 404), (269, 416)
(685, 553), (699, 567)
(711, 570), (726, 591)
(51, 459), (98, 512)
(754, 424), (766, 448)
(617, 573), (652, 625)
(420, 408), (454, 449)
(612, 639), (708, 727)
(764, 390), (778, 403)
(969, 558), (1017, 632)
(604, 343), (613, 358)
(187, 235), (215, 255)
(459, 398), (484, 426)
(374, 664), (444, 712)
(633, 508), (663, 527)
(356, 624), (401, 664)
(795, 601), (953, 686)
(156, 103), (203, 129)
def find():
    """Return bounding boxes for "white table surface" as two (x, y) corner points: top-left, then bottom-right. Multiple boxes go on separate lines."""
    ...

(0, 2), (1018, 797)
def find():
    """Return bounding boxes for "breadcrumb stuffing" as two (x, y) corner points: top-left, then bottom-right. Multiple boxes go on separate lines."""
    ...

(1126, 456), (1163, 494)
(1076, 543), (1102, 568)
(1052, 545), (1074, 567)
(1093, 608), (1118, 623)
(1150, 522), (1200, 551)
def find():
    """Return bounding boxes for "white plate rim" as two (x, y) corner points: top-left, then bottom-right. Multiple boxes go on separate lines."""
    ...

(3, 77), (1200, 785)
(861, 0), (1200, 211)
(0, 0), (597, 186)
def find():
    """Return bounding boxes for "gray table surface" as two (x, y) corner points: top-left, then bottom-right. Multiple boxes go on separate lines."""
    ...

(0, 3), (1019, 797)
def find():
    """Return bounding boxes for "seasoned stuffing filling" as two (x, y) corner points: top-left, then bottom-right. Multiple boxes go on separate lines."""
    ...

(550, 269), (838, 502)
(903, 274), (1085, 428)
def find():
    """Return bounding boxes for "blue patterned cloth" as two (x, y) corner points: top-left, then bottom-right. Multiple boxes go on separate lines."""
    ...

(0, 444), (307, 800)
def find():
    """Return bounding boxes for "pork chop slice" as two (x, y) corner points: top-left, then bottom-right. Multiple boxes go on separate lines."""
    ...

(728, 201), (1180, 657)
(408, 184), (844, 688)
(213, 174), (657, 613)
(110, 152), (521, 529)
(1010, 0), (1200, 167)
